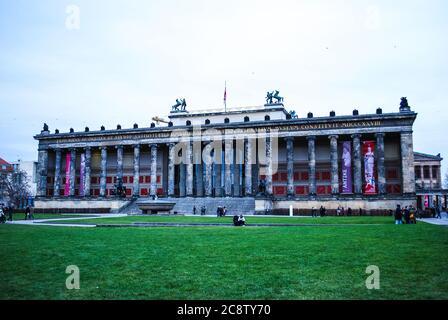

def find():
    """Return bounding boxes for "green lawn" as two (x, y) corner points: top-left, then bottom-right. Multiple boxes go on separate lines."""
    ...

(47, 215), (395, 226)
(0, 220), (447, 299)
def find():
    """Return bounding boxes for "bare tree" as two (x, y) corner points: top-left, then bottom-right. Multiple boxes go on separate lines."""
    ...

(0, 169), (32, 207)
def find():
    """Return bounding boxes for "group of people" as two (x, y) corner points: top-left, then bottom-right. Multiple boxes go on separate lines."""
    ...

(310, 206), (354, 217)
(0, 204), (34, 223)
(193, 206), (207, 215)
(216, 206), (227, 217)
(394, 205), (417, 224)
(0, 204), (14, 223)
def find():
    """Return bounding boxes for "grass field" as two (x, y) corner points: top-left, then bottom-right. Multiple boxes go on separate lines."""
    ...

(0, 217), (447, 300)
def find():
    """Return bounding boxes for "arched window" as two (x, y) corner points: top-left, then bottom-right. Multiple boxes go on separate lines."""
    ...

(264, 115), (270, 121)
(186, 120), (191, 126)
(205, 119), (210, 125)
(224, 118), (230, 123)
(244, 116), (249, 122)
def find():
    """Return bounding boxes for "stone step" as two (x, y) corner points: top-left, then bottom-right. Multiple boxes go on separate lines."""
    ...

(124, 197), (255, 215)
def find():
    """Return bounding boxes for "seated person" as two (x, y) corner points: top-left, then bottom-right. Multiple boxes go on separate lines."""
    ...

(233, 215), (239, 226)
(238, 215), (246, 226)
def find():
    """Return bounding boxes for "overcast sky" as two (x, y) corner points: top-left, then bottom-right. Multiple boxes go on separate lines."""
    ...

(0, 0), (447, 176)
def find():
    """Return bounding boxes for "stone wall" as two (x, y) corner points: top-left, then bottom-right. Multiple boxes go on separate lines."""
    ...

(34, 199), (130, 213)
(256, 197), (417, 216)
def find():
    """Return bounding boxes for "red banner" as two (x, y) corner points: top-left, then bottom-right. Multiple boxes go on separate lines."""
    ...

(363, 141), (376, 194)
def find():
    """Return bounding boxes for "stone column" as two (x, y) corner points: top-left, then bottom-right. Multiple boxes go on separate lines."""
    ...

(307, 136), (316, 196)
(233, 142), (240, 197)
(53, 148), (62, 197)
(375, 133), (386, 194)
(37, 148), (49, 197)
(429, 165), (434, 189)
(214, 149), (222, 197)
(116, 145), (123, 182)
(420, 165), (424, 188)
(437, 165), (442, 188)
(84, 147), (91, 197)
(185, 141), (193, 196)
(179, 163), (186, 197)
(133, 144), (140, 197)
(352, 134), (362, 195)
(285, 137), (294, 197)
(69, 148), (76, 196)
(195, 145), (203, 197)
(265, 134), (273, 196)
(150, 144), (158, 196)
(224, 139), (233, 196)
(244, 138), (253, 196)
(329, 135), (339, 195)
(100, 147), (107, 197)
(167, 143), (175, 196)
(400, 131), (416, 194)
(204, 142), (213, 197)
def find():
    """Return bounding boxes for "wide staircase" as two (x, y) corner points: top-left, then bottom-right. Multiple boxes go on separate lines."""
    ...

(119, 197), (255, 215)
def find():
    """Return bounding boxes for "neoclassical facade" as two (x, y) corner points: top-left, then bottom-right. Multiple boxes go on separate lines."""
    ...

(34, 100), (417, 214)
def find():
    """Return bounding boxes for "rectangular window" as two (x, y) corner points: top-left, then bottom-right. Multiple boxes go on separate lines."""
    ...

(423, 166), (430, 179)
(414, 166), (421, 179)
(317, 186), (326, 194)
(273, 186), (286, 196)
(321, 172), (331, 181)
(387, 169), (398, 180)
(432, 167), (438, 179)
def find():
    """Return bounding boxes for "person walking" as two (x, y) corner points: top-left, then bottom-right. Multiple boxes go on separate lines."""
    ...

(7, 205), (13, 221)
(0, 204), (6, 224)
(25, 206), (31, 220)
(394, 205), (403, 225)
(29, 206), (35, 220)
(404, 206), (411, 224)
(311, 207), (317, 217)
(347, 207), (352, 216)
(409, 206), (417, 224)
(436, 205), (442, 219)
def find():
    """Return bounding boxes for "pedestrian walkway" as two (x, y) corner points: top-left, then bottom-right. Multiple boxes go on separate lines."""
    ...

(7, 213), (127, 228)
(417, 211), (448, 226)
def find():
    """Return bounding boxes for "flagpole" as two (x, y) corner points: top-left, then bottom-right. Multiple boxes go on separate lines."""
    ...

(224, 81), (227, 113)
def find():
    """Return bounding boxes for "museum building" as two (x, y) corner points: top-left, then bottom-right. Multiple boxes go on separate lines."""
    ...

(33, 98), (418, 215)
